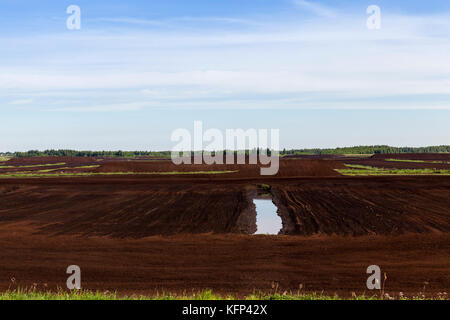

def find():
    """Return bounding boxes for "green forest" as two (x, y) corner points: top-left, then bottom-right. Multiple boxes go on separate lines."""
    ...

(281, 145), (450, 155)
(1, 145), (449, 158)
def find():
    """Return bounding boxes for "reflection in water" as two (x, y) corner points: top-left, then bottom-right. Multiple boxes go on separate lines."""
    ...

(253, 199), (282, 235)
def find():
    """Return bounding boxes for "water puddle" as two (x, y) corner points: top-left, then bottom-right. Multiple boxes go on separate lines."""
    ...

(253, 199), (282, 235)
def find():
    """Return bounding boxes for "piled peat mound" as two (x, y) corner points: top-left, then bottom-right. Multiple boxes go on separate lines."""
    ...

(0, 183), (257, 237)
(277, 159), (346, 177)
(371, 153), (450, 161)
(341, 153), (450, 170)
(1, 156), (448, 239)
(271, 177), (450, 236)
(94, 159), (346, 178)
(282, 154), (345, 159)
(0, 156), (345, 177)
(342, 159), (450, 170)
(4, 156), (98, 166)
(0, 157), (101, 175)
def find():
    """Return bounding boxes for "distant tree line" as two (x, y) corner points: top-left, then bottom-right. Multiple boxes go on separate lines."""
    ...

(2, 150), (172, 158)
(1, 145), (449, 158)
(281, 145), (450, 155)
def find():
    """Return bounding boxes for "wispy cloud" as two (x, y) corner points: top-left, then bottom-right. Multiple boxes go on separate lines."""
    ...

(293, 0), (337, 18)
(91, 16), (258, 27)
(91, 17), (163, 26)
(172, 16), (259, 26)
(2, 8), (450, 112)
(47, 102), (148, 112)
(9, 99), (33, 105)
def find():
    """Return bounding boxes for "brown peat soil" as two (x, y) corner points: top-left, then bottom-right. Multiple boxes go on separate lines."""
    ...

(0, 155), (448, 298)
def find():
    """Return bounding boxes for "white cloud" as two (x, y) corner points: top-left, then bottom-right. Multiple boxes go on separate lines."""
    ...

(1, 10), (450, 111)
(47, 102), (147, 112)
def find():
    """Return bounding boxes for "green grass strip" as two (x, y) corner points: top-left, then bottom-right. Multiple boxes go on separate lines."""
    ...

(0, 170), (238, 178)
(344, 164), (384, 170)
(337, 168), (450, 176)
(0, 162), (66, 169)
(385, 158), (450, 164)
(35, 165), (101, 173)
(0, 289), (445, 300)
(339, 164), (450, 176)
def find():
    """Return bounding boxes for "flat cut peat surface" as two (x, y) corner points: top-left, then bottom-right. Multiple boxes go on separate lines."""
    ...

(0, 156), (449, 298)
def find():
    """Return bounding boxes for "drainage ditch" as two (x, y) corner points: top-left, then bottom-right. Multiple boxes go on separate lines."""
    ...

(252, 184), (282, 235)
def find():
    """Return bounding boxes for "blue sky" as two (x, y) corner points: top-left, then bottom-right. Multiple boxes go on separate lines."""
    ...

(1, 0), (449, 151)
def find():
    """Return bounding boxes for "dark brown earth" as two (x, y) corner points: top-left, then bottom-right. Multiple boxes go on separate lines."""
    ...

(2, 156), (99, 166)
(371, 153), (450, 161)
(0, 176), (449, 237)
(94, 158), (346, 178)
(1, 227), (448, 298)
(1, 157), (346, 177)
(0, 156), (449, 298)
(285, 153), (450, 170)
(342, 153), (450, 170)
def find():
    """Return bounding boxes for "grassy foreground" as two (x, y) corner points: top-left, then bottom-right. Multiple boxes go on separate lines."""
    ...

(0, 289), (445, 300)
